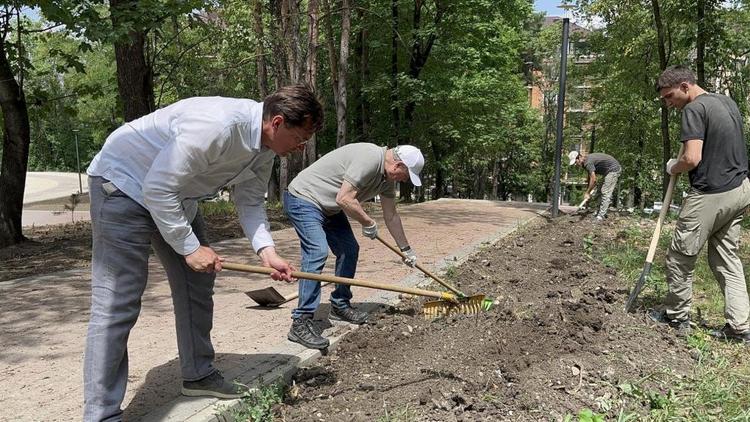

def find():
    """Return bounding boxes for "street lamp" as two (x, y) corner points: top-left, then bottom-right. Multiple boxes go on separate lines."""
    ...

(73, 129), (82, 194)
(551, 1), (574, 217)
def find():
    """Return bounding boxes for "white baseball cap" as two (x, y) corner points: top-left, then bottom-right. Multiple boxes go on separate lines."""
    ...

(568, 151), (580, 166)
(394, 145), (424, 186)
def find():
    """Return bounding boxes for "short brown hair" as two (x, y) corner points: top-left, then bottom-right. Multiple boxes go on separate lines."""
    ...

(655, 65), (696, 91)
(263, 84), (324, 131)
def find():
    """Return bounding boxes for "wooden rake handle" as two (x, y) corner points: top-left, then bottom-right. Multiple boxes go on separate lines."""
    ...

(374, 235), (465, 297)
(222, 262), (457, 302)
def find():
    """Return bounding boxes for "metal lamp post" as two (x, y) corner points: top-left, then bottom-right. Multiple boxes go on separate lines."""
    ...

(550, 2), (573, 217)
(73, 129), (82, 194)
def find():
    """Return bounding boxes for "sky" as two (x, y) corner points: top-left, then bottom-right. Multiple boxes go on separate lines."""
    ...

(534, 0), (576, 18)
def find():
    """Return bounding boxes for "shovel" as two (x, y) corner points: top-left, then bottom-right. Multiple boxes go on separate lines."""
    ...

(244, 282), (331, 307)
(624, 145), (684, 312)
(222, 262), (492, 318)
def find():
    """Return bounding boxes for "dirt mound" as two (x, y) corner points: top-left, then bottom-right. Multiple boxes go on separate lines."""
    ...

(277, 217), (692, 421)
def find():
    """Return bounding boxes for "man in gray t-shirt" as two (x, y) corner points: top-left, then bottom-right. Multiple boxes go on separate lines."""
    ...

(284, 143), (425, 349)
(569, 151), (621, 220)
(648, 65), (750, 342)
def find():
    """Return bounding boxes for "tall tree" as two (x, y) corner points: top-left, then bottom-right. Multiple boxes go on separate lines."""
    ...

(109, 0), (155, 121)
(303, 0), (320, 167)
(0, 6), (30, 248)
(651, 0), (672, 195)
(322, 0), (351, 147)
(390, 0), (400, 147)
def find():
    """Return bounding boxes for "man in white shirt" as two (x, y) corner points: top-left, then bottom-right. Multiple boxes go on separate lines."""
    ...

(83, 84), (323, 422)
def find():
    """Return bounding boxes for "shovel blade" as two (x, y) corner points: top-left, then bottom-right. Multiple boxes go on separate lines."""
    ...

(244, 287), (287, 307)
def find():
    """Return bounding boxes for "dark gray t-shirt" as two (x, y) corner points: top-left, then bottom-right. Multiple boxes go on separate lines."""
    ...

(288, 143), (396, 215)
(681, 93), (748, 194)
(583, 153), (621, 175)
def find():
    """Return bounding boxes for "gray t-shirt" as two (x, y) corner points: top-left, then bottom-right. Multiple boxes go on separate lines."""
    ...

(288, 143), (396, 215)
(584, 153), (621, 175)
(681, 93), (748, 194)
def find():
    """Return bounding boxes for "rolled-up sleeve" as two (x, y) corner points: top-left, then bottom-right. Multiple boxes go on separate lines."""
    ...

(233, 156), (275, 253)
(143, 118), (225, 255)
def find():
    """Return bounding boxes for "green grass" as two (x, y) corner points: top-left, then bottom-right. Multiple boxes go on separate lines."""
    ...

(594, 216), (750, 421)
(199, 198), (283, 218)
(199, 199), (238, 218)
(223, 382), (285, 422)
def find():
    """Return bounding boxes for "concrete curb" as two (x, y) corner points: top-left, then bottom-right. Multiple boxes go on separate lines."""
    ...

(147, 212), (545, 422)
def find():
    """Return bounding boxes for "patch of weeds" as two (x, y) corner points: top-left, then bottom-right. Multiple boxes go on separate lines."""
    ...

(443, 265), (457, 279)
(199, 199), (237, 218)
(224, 382), (285, 422)
(582, 234), (595, 257)
(377, 403), (417, 422)
(563, 408), (606, 422)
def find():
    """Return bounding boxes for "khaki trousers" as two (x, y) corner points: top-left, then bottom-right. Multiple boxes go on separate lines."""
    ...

(664, 178), (750, 331)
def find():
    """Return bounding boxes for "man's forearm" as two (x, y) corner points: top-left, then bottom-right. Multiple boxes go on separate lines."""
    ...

(383, 213), (408, 247)
(338, 197), (374, 226)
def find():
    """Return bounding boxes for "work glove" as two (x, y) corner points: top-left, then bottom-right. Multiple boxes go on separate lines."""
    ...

(401, 247), (417, 267)
(666, 158), (679, 175)
(362, 222), (378, 239)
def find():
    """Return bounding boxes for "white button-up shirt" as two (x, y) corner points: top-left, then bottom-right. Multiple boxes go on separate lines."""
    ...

(88, 96), (276, 255)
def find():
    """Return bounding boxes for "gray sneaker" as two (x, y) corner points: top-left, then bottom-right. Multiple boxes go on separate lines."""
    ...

(648, 309), (692, 337)
(330, 306), (368, 325)
(182, 371), (248, 399)
(288, 315), (330, 350)
(709, 323), (750, 344)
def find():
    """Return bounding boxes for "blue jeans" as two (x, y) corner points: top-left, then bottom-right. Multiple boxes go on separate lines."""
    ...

(283, 191), (359, 318)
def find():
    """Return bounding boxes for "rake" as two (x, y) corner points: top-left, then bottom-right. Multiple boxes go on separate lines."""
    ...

(222, 262), (493, 319)
(374, 234), (495, 311)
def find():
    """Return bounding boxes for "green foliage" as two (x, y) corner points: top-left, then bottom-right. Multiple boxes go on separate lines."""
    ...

(224, 383), (285, 422)
(563, 408), (606, 422)
(198, 199), (237, 218)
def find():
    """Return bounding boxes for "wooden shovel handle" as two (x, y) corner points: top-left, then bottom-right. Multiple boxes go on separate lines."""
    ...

(222, 262), (457, 302)
(374, 235), (465, 296)
(645, 144), (685, 264)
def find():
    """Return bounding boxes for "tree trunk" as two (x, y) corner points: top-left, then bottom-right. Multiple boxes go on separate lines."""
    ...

(335, 0), (351, 147)
(304, 0), (320, 168)
(110, 0), (154, 121)
(390, 0), (400, 148)
(282, 0), (303, 82)
(278, 0), (306, 199)
(269, 0), (289, 87)
(651, 0), (671, 196)
(253, 0), (270, 98)
(696, 0), (706, 87)
(354, 11), (371, 143)
(400, 0), (444, 201)
(0, 38), (31, 248)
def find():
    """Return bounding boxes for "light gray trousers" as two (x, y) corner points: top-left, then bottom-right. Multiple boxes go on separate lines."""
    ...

(597, 171), (620, 218)
(664, 178), (750, 331)
(83, 177), (216, 422)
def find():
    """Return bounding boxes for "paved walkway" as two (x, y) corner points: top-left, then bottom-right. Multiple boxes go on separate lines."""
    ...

(0, 199), (546, 421)
(23, 172), (90, 227)
(24, 172), (88, 204)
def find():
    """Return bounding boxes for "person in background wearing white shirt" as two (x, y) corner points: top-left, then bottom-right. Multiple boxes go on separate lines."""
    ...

(83, 84), (323, 422)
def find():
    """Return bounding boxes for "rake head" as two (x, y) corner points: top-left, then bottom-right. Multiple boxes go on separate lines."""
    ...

(422, 295), (494, 319)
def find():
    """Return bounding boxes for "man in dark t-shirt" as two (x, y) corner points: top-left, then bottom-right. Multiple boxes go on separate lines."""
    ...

(569, 151), (621, 220)
(650, 65), (750, 343)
